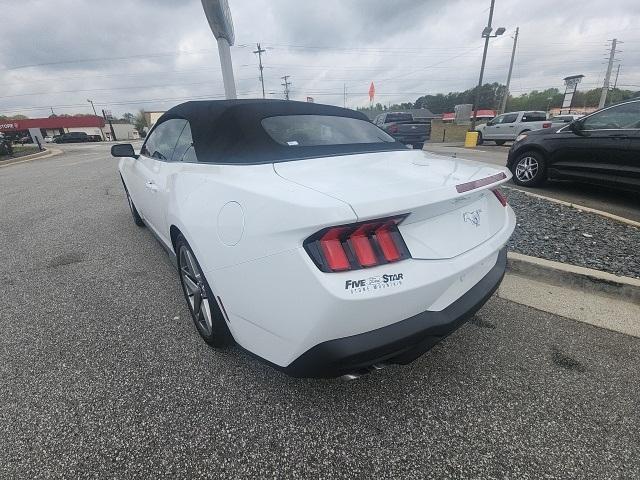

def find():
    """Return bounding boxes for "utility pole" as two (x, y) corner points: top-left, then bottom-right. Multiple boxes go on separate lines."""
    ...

(470, 0), (505, 130)
(87, 99), (105, 140)
(499, 26), (518, 114)
(50, 107), (55, 116)
(598, 38), (617, 109)
(613, 64), (621, 89)
(281, 75), (291, 100)
(343, 84), (347, 108)
(102, 109), (117, 142)
(253, 43), (266, 99)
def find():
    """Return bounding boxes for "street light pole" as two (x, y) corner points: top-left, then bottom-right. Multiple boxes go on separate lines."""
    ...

(201, 0), (237, 99)
(499, 26), (518, 114)
(471, 0), (505, 130)
(87, 99), (105, 140)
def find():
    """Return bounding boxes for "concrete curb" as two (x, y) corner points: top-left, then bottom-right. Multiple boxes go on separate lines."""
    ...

(503, 185), (640, 228)
(0, 147), (62, 168)
(507, 251), (640, 303)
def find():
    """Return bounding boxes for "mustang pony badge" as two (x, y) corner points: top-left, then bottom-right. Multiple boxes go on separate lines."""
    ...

(463, 209), (482, 227)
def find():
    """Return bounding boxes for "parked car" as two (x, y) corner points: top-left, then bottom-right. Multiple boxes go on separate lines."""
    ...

(18, 135), (33, 144)
(87, 134), (102, 142)
(507, 99), (640, 192)
(550, 114), (583, 127)
(44, 136), (55, 143)
(53, 132), (90, 143)
(111, 100), (515, 378)
(475, 111), (552, 145)
(373, 112), (431, 148)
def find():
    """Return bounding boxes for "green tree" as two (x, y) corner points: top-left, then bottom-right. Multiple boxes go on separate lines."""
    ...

(122, 112), (135, 124)
(133, 110), (149, 137)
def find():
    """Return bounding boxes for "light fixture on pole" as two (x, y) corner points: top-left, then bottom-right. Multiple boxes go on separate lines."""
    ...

(201, 0), (237, 99)
(470, 0), (506, 130)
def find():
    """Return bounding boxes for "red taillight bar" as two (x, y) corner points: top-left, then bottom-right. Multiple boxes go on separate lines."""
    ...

(375, 223), (401, 262)
(319, 227), (351, 271)
(455, 172), (507, 193)
(304, 216), (411, 272)
(542, 122), (552, 128)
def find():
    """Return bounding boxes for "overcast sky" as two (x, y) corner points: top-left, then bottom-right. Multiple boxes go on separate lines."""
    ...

(1, 0), (639, 118)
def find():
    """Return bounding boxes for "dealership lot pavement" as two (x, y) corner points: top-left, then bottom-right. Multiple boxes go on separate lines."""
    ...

(424, 142), (640, 223)
(1, 143), (639, 479)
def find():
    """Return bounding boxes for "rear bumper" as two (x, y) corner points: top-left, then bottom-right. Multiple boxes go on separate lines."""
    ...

(283, 247), (507, 378)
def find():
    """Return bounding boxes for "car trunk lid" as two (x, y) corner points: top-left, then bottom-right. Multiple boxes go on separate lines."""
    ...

(274, 150), (511, 259)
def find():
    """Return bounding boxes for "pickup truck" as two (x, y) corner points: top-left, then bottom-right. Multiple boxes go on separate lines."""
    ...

(53, 132), (90, 143)
(475, 111), (552, 145)
(373, 112), (431, 148)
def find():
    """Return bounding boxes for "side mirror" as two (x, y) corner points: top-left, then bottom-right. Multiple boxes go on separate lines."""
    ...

(486, 121), (494, 126)
(568, 120), (587, 136)
(111, 143), (138, 158)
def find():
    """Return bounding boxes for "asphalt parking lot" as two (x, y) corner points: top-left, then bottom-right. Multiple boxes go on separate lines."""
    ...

(424, 142), (640, 223)
(1, 143), (639, 479)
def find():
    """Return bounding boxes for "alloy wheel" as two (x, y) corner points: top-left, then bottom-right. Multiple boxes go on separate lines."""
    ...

(179, 246), (213, 337)
(515, 156), (539, 182)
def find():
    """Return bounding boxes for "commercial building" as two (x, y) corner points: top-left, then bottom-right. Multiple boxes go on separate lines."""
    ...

(0, 115), (105, 139)
(0, 115), (139, 142)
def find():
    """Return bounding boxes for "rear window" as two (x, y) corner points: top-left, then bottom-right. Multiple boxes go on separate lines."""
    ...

(262, 115), (395, 147)
(522, 112), (547, 122)
(385, 113), (413, 123)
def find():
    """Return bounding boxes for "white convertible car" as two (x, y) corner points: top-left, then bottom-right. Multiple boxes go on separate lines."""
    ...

(112, 100), (515, 378)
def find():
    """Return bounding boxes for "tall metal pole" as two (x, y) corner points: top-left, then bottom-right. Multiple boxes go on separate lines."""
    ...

(343, 84), (347, 108)
(253, 43), (266, 99)
(499, 26), (518, 114)
(598, 38), (617, 109)
(217, 38), (237, 99)
(471, 0), (495, 130)
(201, 0), (237, 99)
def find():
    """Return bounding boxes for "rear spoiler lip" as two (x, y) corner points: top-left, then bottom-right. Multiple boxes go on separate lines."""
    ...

(455, 172), (507, 193)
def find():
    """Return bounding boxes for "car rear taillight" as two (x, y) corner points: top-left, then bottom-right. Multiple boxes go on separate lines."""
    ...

(387, 124), (399, 134)
(542, 122), (552, 128)
(492, 188), (508, 206)
(304, 216), (411, 272)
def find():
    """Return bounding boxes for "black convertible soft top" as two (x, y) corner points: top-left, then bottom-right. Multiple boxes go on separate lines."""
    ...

(154, 99), (406, 164)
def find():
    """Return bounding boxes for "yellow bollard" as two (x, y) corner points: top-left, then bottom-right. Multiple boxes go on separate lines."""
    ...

(464, 131), (479, 148)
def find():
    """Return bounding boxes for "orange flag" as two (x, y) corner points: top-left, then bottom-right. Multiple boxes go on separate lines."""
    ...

(368, 82), (375, 102)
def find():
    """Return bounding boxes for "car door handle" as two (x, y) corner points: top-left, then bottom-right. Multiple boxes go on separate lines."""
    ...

(145, 181), (159, 192)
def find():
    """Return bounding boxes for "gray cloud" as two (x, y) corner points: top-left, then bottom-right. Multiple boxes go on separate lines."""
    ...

(0, 0), (638, 117)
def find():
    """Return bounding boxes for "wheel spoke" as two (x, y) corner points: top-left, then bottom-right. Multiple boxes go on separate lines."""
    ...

(193, 290), (202, 316)
(182, 272), (198, 294)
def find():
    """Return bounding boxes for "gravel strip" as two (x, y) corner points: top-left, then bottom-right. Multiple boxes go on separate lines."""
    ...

(505, 188), (640, 279)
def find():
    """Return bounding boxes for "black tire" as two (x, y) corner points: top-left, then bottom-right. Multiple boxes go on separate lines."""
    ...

(413, 142), (424, 150)
(176, 235), (234, 347)
(511, 150), (547, 187)
(495, 140), (506, 146)
(476, 132), (484, 145)
(120, 177), (145, 227)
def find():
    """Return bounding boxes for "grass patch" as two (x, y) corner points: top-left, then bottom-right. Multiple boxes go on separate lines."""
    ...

(0, 145), (41, 162)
